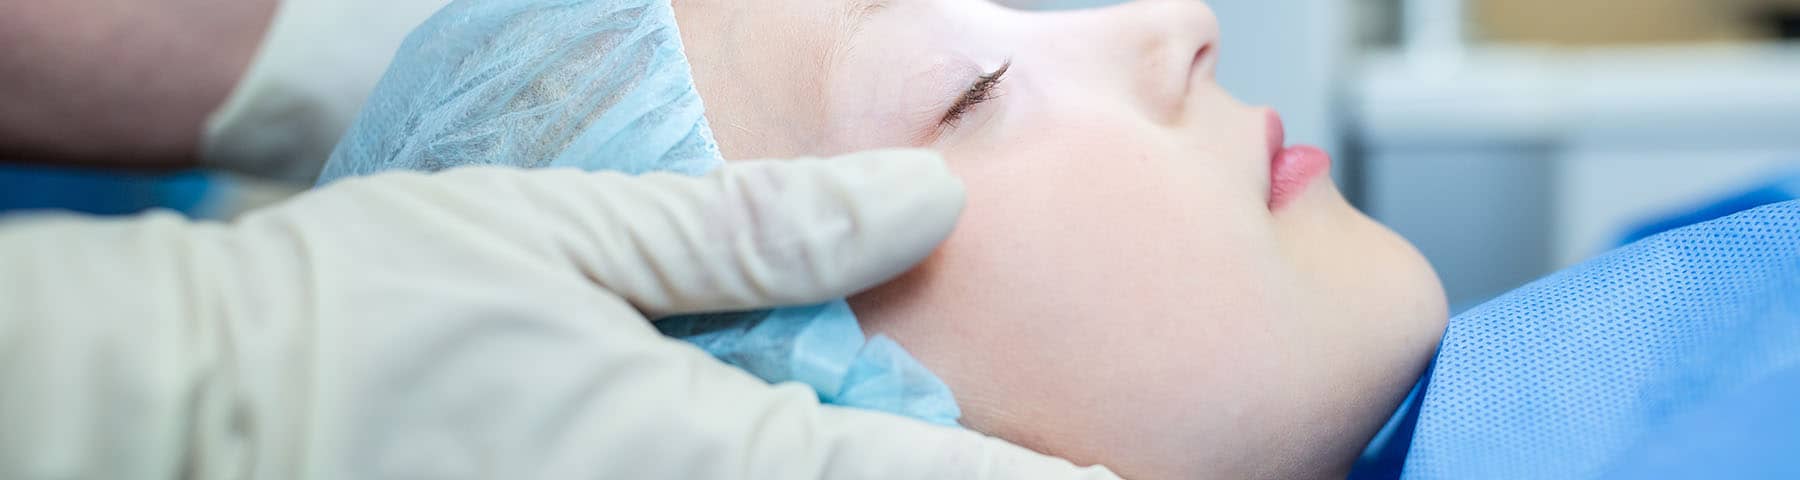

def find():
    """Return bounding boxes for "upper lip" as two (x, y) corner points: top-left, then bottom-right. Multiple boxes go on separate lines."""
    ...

(1265, 108), (1286, 206)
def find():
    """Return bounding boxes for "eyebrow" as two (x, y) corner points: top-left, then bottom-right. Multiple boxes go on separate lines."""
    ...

(843, 0), (891, 42)
(821, 0), (893, 107)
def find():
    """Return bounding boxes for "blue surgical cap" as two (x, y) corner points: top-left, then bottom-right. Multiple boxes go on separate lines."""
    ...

(317, 0), (959, 426)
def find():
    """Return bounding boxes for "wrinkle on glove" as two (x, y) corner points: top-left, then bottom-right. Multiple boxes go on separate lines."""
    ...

(314, 0), (959, 425)
(1397, 200), (1800, 479)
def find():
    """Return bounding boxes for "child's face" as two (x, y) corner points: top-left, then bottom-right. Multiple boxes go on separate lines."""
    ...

(676, 0), (1448, 478)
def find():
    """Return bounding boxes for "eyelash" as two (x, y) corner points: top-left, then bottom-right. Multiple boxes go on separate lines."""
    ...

(939, 61), (1011, 128)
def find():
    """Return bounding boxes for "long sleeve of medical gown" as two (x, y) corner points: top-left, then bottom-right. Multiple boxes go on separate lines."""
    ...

(0, 152), (1122, 480)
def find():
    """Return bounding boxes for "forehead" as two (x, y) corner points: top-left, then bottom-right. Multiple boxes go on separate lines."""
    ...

(673, 0), (890, 157)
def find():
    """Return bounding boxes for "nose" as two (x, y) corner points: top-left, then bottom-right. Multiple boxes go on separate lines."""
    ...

(1076, 0), (1222, 123)
(1009, 0), (1221, 123)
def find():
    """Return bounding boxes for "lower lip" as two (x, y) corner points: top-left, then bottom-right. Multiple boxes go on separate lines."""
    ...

(1266, 111), (1331, 210)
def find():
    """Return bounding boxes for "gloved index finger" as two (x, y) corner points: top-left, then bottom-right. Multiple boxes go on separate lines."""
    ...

(486, 149), (965, 318)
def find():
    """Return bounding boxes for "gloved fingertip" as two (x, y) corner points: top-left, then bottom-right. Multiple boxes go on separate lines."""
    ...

(829, 148), (964, 197)
(824, 147), (967, 240)
(578, 149), (967, 316)
(807, 148), (966, 290)
(704, 150), (965, 305)
(762, 148), (965, 214)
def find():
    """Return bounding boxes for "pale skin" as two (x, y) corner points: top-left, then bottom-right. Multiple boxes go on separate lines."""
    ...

(674, 0), (1450, 479)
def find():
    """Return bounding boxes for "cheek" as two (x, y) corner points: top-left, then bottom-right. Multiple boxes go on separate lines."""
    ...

(861, 113), (1307, 475)
(948, 103), (1282, 323)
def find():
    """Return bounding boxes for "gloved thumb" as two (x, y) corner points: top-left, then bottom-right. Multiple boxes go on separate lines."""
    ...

(414, 148), (965, 317)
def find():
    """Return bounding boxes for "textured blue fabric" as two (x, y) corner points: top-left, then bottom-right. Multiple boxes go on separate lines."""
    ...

(1349, 373), (1429, 480)
(659, 303), (961, 426)
(1402, 200), (1800, 479)
(316, 0), (720, 180)
(312, 0), (959, 425)
(1596, 363), (1800, 479)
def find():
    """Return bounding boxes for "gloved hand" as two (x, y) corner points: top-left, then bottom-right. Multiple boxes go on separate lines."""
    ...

(0, 150), (1121, 480)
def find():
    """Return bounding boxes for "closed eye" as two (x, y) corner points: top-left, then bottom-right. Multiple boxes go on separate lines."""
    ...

(939, 60), (1011, 128)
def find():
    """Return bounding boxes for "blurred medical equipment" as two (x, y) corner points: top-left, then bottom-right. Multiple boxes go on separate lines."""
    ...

(1353, 200), (1800, 479)
(0, 151), (1120, 480)
(203, 0), (453, 182)
(315, 0), (960, 424)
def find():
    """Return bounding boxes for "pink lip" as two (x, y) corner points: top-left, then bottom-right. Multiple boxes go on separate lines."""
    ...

(1265, 110), (1331, 211)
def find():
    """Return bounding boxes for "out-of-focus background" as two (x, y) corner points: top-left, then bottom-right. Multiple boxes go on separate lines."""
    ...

(5, 0), (1799, 308)
(1362, 0), (1800, 308)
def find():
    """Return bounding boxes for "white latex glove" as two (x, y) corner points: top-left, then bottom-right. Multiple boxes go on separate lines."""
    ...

(202, 0), (454, 182)
(0, 150), (1121, 480)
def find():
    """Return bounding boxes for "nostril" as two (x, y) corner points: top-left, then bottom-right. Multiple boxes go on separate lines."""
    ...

(1191, 43), (1217, 79)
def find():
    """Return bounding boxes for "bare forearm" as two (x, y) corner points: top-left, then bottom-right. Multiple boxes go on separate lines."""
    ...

(0, 0), (276, 167)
